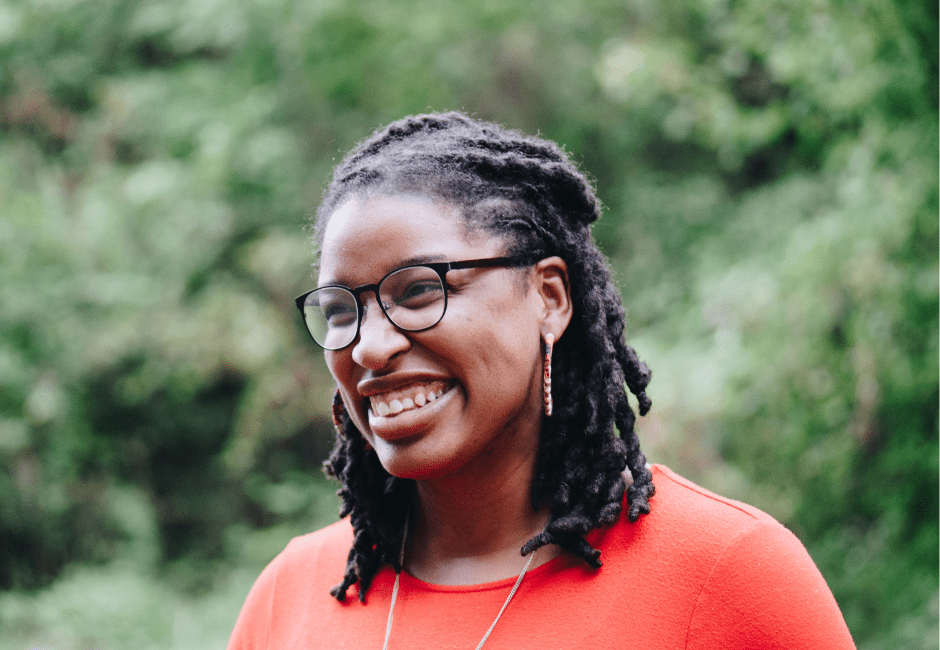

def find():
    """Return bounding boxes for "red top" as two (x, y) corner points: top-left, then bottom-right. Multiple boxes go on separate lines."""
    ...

(228, 465), (856, 649)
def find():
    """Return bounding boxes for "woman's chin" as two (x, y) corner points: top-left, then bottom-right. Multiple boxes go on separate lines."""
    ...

(372, 442), (462, 482)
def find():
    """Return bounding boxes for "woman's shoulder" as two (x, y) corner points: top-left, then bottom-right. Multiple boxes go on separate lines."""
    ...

(274, 517), (353, 571)
(648, 464), (776, 515)
(238, 518), (354, 610)
(603, 463), (813, 582)
(634, 465), (856, 647)
(644, 463), (784, 536)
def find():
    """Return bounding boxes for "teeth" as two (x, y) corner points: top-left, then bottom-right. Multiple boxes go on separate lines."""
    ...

(370, 383), (449, 418)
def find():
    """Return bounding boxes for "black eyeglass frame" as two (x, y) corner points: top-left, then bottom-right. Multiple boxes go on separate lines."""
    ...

(295, 256), (535, 350)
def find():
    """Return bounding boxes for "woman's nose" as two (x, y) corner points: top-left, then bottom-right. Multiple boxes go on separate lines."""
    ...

(351, 296), (410, 369)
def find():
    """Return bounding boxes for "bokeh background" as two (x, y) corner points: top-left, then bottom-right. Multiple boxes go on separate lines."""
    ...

(0, 0), (936, 647)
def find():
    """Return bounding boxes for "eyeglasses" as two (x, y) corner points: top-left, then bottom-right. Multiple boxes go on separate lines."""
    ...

(295, 257), (532, 350)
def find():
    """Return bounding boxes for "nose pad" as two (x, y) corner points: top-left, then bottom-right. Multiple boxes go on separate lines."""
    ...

(358, 297), (386, 333)
(352, 294), (409, 368)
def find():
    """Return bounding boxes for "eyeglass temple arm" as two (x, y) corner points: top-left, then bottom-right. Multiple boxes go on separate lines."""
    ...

(446, 256), (529, 271)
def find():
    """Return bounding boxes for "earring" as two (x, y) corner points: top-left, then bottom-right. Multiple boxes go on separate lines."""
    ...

(331, 388), (347, 438)
(543, 332), (554, 417)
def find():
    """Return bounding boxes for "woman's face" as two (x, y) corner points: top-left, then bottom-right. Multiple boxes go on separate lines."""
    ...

(318, 193), (560, 482)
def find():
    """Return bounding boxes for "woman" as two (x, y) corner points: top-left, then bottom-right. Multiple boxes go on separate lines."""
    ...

(228, 112), (856, 649)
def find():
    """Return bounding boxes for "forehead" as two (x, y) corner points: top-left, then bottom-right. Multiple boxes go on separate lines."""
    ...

(318, 194), (496, 284)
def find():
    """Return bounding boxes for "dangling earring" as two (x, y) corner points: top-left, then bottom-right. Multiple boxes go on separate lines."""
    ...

(543, 332), (554, 417)
(331, 388), (347, 439)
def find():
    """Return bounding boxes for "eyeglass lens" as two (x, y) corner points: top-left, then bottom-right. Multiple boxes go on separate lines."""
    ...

(302, 266), (447, 350)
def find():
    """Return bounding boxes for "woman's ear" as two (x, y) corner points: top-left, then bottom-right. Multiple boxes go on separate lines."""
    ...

(533, 256), (573, 341)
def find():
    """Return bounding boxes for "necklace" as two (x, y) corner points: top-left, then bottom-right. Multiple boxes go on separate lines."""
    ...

(382, 513), (546, 650)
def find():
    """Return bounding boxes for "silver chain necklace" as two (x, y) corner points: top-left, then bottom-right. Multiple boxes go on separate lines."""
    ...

(382, 513), (546, 650)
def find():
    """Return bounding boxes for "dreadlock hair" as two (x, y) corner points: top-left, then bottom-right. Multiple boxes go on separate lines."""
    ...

(315, 111), (654, 602)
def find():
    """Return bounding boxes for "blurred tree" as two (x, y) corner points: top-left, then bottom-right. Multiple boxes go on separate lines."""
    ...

(0, 0), (935, 647)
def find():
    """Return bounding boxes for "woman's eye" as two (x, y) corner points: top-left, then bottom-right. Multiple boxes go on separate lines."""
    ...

(396, 281), (444, 307)
(323, 302), (356, 325)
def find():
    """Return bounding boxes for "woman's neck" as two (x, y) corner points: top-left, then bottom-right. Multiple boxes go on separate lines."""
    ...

(404, 456), (561, 585)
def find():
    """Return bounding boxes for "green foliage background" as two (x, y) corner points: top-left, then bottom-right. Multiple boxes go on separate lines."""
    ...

(0, 0), (936, 647)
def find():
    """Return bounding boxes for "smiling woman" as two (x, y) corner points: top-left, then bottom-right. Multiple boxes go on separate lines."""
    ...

(319, 194), (564, 487)
(227, 112), (857, 649)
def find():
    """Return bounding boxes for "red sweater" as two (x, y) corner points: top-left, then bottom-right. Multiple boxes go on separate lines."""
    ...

(228, 465), (856, 649)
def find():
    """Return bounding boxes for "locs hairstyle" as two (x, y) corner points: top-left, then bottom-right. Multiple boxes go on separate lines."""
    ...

(314, 112), (654, 602)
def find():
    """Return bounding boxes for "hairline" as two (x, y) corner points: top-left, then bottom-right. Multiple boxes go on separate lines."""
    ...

(314, 187), (536, 292)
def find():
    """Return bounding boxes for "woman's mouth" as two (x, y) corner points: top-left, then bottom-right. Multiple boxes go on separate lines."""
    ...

(368, 380), (453, 418)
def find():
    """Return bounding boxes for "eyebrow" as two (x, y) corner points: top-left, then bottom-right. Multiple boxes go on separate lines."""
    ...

(318, 253), (450, 287)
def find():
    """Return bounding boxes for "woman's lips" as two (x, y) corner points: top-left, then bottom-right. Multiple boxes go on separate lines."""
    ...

(365, 380), (456, 441)
(368, 380), (452, 418)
